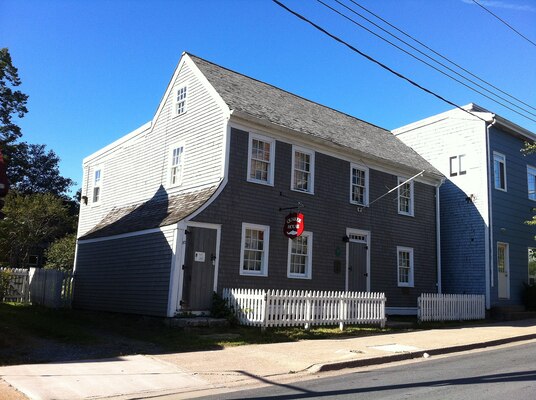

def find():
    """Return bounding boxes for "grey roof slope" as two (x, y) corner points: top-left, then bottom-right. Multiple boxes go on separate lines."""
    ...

(189, 54), (442, 179)
(80, 186), (217, 240)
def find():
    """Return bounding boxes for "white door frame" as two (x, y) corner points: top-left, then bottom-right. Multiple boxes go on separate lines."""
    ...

(345, 228), (371, 292)
(174, 221), (221, 313)
(497, 242), (510, 299)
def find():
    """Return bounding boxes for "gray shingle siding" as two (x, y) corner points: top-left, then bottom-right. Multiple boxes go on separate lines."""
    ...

(194, 128), (438, 308)
(74, 230), (175, 316)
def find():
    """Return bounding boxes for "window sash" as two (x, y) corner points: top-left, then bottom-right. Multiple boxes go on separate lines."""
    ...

(351, 167), (367, 205)
(293, 151), (311, 192)
(288, 233), (312, 278)
(528, 166), (536, 200)
(250, 138), (272, 183)
(398, 179), (413, 215)
(241, 225), (269, 276)
(529, 248), (536, 285)
(494, 154), (506, 190)
(176, 86), (187, 115)
(397, 247), (414, 286)
(170, 146), (184, 186)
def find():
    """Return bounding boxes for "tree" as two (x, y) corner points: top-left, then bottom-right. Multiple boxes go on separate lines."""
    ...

(8, 143), (74, 197)
(0, 48), (28, 159)
(0, 192), (74, 268)
(44, 233), (76, 272)
(523, 143), (536, 231)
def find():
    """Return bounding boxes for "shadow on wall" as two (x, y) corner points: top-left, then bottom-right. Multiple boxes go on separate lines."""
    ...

(74, 185), (175, 317)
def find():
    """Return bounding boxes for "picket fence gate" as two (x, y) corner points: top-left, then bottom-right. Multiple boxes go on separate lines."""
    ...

(418, 293), (485, 322)
(0, 268), (30, 303)
(223, 288), (386, 329)
(0, 267), (74, 307)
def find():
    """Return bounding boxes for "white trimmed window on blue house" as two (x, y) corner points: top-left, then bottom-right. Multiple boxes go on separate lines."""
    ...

(287, 232), (313, 279)
(350, 164), (368, 206)
(248, 133), (275, 185)
(397, 246), (414, 287)
(240, 223), (270, 276)
(291, 146), (314, 194)
(398, 177), (414, 216)
(493, 152), (507, 191)
(527, 165), (536, 201)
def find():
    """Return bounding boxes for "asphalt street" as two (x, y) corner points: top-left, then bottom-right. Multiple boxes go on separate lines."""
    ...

(198, 342), (536, 400)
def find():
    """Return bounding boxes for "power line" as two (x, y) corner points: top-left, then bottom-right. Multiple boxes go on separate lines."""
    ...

(271, 0), (487, 123)
(347, 0), (536, 113)
(317, 0), (536, 122)
(472, 0), (536, 48)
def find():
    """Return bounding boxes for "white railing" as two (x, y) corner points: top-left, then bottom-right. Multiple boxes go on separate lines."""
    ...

(418, 293), (485, 322)
(223, 288), (386, 329)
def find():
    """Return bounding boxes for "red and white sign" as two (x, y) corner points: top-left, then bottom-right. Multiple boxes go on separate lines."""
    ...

(283, 212), (304, 239)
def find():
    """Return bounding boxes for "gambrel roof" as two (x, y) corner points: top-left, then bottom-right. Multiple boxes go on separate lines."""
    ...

(189, 54), (442, 179)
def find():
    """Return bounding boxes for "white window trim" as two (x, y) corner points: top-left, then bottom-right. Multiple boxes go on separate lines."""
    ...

(167, 142), (185, 188)
(287, 231), (313, 279)
(397, 177), (414, 217)
(239, 223), (270, 277)
(397, 246), (414, 287)
(291, 145), (315, 194)
(527, 165), (536, 201)
(91, 166), (103, 206)
(350, 164), (369, 206)
(493, 151), (507, 192)
(247, 133), (275, 186)
(449, 155), (466, 177)
(174, 84), (188, 116)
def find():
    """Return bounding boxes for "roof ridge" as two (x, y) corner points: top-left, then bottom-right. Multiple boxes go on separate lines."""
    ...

(186, 52), (389, 133)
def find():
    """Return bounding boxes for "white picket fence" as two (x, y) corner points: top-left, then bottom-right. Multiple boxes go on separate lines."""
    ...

(0, 267), (74, 308)
(223, 288), (386, 329)
(418, 293), (485, 322)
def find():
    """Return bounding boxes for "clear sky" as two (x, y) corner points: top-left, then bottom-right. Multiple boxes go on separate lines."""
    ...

(2, 0), (535, 193)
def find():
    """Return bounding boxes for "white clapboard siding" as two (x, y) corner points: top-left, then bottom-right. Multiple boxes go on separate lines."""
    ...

(78, 60), (227, 237)
(418, 293), (485, 322)
(223, 288), (386, 329)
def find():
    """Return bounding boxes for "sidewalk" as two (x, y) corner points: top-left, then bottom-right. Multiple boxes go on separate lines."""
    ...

(2, 318), (536, 400)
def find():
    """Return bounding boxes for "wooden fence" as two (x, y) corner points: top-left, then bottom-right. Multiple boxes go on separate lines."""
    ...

(418, 293), (485, 322)
(223, 288), (386, 329)
(0, 267), (74, 308)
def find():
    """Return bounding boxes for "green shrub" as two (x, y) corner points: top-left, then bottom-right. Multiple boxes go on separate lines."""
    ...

(210, 292), (237, 324)
(0, 269), (13, 302)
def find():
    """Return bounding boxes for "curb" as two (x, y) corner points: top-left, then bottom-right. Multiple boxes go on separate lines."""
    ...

(309, 333), (536, 373)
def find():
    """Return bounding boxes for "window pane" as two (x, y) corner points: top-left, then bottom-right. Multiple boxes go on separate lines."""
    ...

(449, 156), (457, 177)
(351, 168), (366, 205)
(459, 154), (466, 175)
(289, 235), (310, 277)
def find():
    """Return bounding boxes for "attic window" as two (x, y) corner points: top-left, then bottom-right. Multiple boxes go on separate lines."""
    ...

(175, 85), (187, 115)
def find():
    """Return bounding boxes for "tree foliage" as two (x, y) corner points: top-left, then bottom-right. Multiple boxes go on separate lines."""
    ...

(8, 143), (73, 197)
(0, 48), (28, 158)
(44, 233), (76, 272)
(0, 192), (74, 268)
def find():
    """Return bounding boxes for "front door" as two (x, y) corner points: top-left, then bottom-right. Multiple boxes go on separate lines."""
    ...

(497, 242), (510, 299)
(348, 232), (369, 292)
(181, 227), (217, 311)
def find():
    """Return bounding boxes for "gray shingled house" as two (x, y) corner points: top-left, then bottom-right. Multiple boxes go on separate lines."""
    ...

(74, 52), (444, 317)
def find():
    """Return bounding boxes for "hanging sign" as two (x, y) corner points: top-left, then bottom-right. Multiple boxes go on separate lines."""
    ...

(283, 212), (304, 239)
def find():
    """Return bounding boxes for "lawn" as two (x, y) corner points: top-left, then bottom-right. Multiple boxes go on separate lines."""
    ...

(0, 303), (393, 366)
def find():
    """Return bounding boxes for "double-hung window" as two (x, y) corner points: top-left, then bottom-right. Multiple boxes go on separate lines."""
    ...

(248, 134), (275, 185)
(291, 146), (314, 193)
(175, 85), (187, 116)
(168, 144), (185, 187)
(350, 164), (368, 206)
(287, 232), (313, 279)
(240, 223), (270, 276)
(493, 152), (507, 191)
(527, 165), (536, 201)
(92, 167), (102, 204)
(397, 246), (414, 287)
(398, 177), (414, 216)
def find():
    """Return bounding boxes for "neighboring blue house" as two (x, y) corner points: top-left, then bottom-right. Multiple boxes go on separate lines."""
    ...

(394, 104), (536, 310)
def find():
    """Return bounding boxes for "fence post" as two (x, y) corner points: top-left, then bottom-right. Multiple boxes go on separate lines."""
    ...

(262, 290), (269, 332)
(304, 291), (311, 330)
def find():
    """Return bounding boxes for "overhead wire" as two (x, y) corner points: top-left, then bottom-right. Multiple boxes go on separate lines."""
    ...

(472, 0), (536, 48)
(316, 0), (536, 122)
(348, 0), (536, 113)
(271, 0), (487, 122)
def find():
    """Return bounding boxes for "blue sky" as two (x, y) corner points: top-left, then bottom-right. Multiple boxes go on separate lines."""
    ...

(2, 0), (535, 193)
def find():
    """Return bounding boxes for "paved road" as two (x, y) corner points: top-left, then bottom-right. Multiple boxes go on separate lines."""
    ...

(199, 342), (536, 400)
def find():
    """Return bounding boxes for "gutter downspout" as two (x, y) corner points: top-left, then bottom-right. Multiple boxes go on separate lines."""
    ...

(436, 181), (444, 293)
(485, 118), (497, 310)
